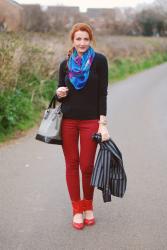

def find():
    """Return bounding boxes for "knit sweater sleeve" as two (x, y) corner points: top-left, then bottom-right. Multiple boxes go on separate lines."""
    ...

(55, 59), (67, 102)
(58, 59), (67, 88)
(98, 54), (108, 116)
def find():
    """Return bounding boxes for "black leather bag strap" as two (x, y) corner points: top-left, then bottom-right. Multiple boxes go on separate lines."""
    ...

(48, 95), (57, 109)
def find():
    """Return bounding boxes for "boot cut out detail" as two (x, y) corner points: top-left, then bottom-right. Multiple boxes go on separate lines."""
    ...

(84, 210), (94, 219)
(72, 200), (84, 230)
(82, 199), (95, 226)
(73, 216), (84, 230)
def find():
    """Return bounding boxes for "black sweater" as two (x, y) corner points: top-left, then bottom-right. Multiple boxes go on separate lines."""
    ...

(56, 52), (108, 120)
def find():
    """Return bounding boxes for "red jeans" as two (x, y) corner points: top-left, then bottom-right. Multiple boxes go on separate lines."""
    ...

(61, 118), (99, 202)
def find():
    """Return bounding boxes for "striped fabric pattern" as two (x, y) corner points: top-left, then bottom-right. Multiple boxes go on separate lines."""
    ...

(91, 138), (127, 202)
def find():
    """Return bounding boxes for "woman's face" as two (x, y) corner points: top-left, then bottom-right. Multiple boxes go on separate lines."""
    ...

(73, 30), (91, 56)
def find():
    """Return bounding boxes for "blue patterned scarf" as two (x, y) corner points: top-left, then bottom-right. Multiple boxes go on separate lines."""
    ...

(67, 46), (95, 90)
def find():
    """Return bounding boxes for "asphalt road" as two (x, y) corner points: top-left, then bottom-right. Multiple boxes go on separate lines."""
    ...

(0, 63), (167, 250)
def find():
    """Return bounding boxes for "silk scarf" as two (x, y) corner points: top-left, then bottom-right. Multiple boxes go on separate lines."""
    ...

(67, 46), (95, 90)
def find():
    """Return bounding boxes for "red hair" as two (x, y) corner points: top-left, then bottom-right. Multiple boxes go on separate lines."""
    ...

(70, 23), (94, 42)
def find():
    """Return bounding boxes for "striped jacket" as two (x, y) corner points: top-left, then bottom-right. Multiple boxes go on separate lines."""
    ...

(91, 138), (127, 202)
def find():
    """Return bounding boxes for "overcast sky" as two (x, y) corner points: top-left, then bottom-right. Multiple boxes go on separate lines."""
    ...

(17, 0), (155, 12)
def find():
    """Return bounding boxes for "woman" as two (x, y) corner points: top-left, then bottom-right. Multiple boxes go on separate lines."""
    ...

(56, 23), (110, 230)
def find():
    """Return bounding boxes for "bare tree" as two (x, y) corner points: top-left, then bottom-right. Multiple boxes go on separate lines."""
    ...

(134, 2), (167, 36)
(22, 4), (49, 32)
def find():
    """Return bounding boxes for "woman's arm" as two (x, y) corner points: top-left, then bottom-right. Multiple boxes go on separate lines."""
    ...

(56, 60), (69, 101)
(97, 55), (110, 141)
(98, 55), (108, 116)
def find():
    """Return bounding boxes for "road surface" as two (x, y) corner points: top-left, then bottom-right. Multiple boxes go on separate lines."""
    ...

(0, 63), (167, 250)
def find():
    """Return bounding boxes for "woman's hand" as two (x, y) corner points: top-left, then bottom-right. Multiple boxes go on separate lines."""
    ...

(56, 87), (69, 98)
(98, 124), (110, 142)
(98, 115), (110, 142)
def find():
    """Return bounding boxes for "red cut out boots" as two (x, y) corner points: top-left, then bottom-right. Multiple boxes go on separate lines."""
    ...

(72, 200), (84, 230)
(82, 199), (95, 226)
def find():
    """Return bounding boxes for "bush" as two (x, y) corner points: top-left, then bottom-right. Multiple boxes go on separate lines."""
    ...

(0, 79), (56, 142)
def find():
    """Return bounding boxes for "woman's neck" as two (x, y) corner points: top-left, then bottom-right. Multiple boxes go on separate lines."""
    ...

(77, 52), (83, 57)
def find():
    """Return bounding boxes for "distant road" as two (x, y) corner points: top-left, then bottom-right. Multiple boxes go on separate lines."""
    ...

(0, 63), (167, 250)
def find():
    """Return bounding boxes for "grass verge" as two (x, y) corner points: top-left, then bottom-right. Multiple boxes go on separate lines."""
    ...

(109, 52), (167, 82)
(0, 78), (55, 143)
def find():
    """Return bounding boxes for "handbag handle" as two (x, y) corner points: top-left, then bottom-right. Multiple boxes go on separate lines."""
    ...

(48, 95), (57, 109)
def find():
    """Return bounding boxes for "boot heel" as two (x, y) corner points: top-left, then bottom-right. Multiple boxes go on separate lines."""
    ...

(84, 218), (95, 226)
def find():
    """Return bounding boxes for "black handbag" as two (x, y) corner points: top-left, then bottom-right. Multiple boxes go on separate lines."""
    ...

(35, 96), (63, 145)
